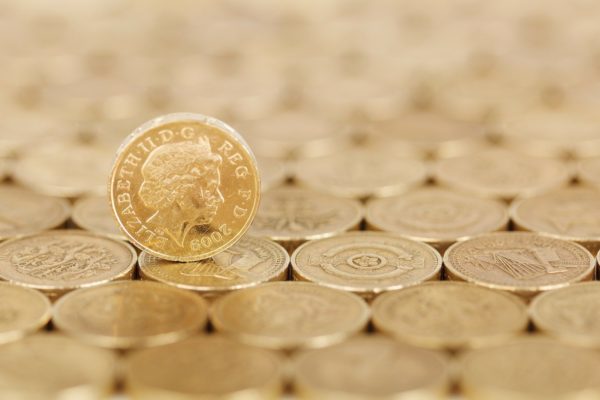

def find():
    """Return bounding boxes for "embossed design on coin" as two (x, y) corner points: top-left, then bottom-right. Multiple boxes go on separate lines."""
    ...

(0, 283), (51, 344)
(72, 195), (126, 241)
(211, 282), (370, 350)
(292, 232), (441, 297)
(372, 282), (528, 349)
(110, 113), (260, 262)
(53, 281), (209, 349)
(444, 232), (595, 297)
(139, 236), (289, 295)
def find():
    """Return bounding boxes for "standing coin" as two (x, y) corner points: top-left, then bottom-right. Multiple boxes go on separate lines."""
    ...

(0, 283), (51, 344)
(211, 282), (370, 350)
(139, 236), (289, 297)
(444, 232), (595, 298)
(72, 195), (127, 241)
(372, 282), (528, 349)
(0, 230), (135, 299)
(53, 281), (209, 349)
(109, 113), (260, 262)
(291, 232), (442, 299)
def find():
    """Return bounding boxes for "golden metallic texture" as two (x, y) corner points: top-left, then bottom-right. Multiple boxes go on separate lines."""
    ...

(72, 195), (127, 241)
(0, 282), (51, 344)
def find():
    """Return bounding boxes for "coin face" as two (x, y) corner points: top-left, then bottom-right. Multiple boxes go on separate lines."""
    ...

(444, 232), (595, 297)
(0, 185), (70, 240)
(126, 336), (283, 399)
(211, 282), (370, 350)
(461, 337), (600, 399)
(294, 335), (449, 399)
(0, 283), (51, 344)
(366, 188), (508, 252)
(110, 113), (260, 262)
(292, 232), (442, 297)
(372, 282), (527, 349)
(434, 149), (571, 201)
(578, 157), (600, 188)
(139, 236), (289, 295)
(72, 195), (127, 241)
(249, 187), (363, 253)
(53, 281), (209, 349)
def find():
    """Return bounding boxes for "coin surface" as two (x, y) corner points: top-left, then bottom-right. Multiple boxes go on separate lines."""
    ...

(372, 282), (528, 349)
(294, 335), (449, 400)
(109, 113), (260, 262)
(126, 336), (284, 399)
(460, 337), (600, 400)
(211, 282), (370, 350)
(257, 156), (287, 192)
(366, 187), (508, 253)
(0, 334), (116, 400)
(434, 149), (571, 201)
(53, 281), (209, 349)
(249, 186), (363, 253)
(577, 156), (600, 188)
(139, 236), (289, 296)
(291, 232), (442, 298)
(0, 283), (51, 344)
(511, 187), (600, 253)
(444, 232), (595, 298)
(0, 230), (136, 298)
(0, 185), (70, 240)
(72, 195), (127, 241)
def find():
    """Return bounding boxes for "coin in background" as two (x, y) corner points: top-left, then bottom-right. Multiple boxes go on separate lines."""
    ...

(109, 113), (260, 262)
(0, 283), (51, 344)
(578, 157), (600, 187)
(257, 156), (287, 192)
(72, 195), (127, 241)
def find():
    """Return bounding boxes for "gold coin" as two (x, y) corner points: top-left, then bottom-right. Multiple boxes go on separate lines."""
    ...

(72, 195), (127, 241)
(0, 185), (70, 240)
(249, 186), (363, 253)
(577, 156), (600, 188)
(511, 187), (600, 253)
(294, 335), (449, 400)
(126, 336), (283, 399)
(372, 282), (528, 349)
(0, 283), (51, 344)
(109, 113), (260, 262)
(139, 236), (289, 297)
(444, 232), (595, 298)
(460, 337), (600, 400)
(434, 148), (572, 201)
(0, 333), (116, 400)
(366, 187), (508, 253)
(291, 232), (441, 299)
(53, 281), (209, 349)
(211, 281), (370, 350)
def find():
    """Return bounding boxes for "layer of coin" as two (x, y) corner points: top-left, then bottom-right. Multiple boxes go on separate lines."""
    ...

(511, 187), (600, 253)
(126, 336), (284, 399)
(257, 156), (287, 192)
(250, 186), (363, 253)
(434, 148), (571, 201)
(0, 334), (115, 399)
(0, 185), (70, 240)
(0, 283), (51, 344)
(0, 230), (136, 299)
(366, 187), (508, 253)
(444, 232), (595, 298)
(291, 231), (442, 298)
(460, 337), (600, 400)
(372, 282), (528, 349)
(577, 156), (600, 187)
(72, 195), (127, 241)
(294, 335), (449, 399)
(109, 112), (260, 262)
(139, 236), (289, 297)
(210, 282), (370, 350)
(53, 281), (209, 349)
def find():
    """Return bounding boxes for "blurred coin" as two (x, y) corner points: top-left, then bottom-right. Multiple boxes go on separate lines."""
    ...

(294, 335), (449, 400)
(460, 337), (600, 400)
(72, 195), (127, 241)
(0, 113), (69, 157)
(139, 236), (289, 297)
(0, 230), (135, 299)
(372, 282), (528, 349)
(257, 156), (287, 191)
(0, 334), (115, 400)
(292, 232), (441, 299)
(126, 336), (283, 399)
(211, 281), (370, 350)
(511, 187), (600, 253)
(53, 281), (208, 349)
(109, 113), (260, 262)
(366, 187), (508, 253)
(0, 185), (70, 240)
(434, 148), (571, 201)
(577, 156), (600, 187)
(0, 283), (51, 344)
(444, 232), (595, 299)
